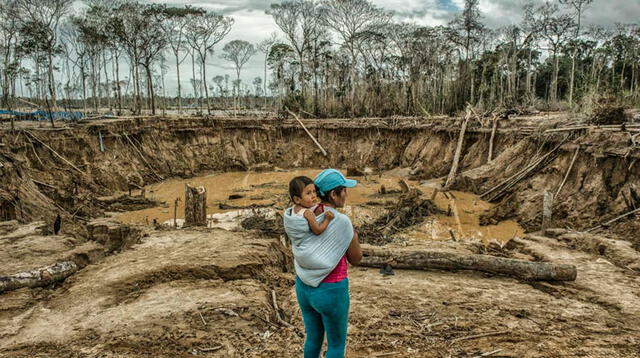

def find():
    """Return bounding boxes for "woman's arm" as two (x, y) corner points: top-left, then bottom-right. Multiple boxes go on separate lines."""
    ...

(346, 231), (363, 265)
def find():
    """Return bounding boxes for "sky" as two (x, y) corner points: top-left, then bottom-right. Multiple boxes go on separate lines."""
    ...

(84, 0), (640, 96)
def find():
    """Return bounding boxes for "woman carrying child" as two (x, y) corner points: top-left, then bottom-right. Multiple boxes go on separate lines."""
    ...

(284, 169), (362, 358)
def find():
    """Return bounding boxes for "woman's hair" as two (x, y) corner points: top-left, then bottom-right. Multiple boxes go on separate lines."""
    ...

(318, 185), (345, 206)
(289, 176), (314, 202)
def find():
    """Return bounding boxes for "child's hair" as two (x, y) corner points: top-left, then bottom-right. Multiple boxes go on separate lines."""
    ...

(289, 176), (315, 203)
(318, 185), (345, 206)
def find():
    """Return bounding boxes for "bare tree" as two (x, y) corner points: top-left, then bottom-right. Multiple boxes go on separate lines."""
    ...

(535, 1), (576, 103)
(257, 32), (278, 109)
(560, 0), (593, 106)
(184, 12), (234, 114)
(162, 6), (204, 114)
(0, 0), (20, 112)
(15, 0), (74, 108)
(320, 0), (391, 113)
(222, 40), (256, 115)
(268, 0), (320, 106)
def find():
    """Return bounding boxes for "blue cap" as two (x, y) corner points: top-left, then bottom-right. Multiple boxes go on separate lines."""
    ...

(314, 169), (357, 196)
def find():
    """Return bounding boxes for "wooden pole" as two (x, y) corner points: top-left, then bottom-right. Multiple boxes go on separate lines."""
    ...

(487, 116), (499, 162)
(286, 108), (328, 157)
(444, 108), (471, 190)
(555, 145), (580, 198)
(542, 191), (554, 230)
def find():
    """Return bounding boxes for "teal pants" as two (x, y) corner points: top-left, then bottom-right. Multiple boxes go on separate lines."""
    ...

(295, 276), (350, 358)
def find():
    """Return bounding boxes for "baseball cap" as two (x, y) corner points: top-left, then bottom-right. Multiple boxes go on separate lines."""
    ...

(314, 169), (357, 196)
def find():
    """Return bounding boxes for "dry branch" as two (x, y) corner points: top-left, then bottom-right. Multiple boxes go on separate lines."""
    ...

(481, 140), (565, 202)
(123, 132), (163, 180)
(24, 131), (83, 174)
(587, 208), (640, 232)
(555, 145), (580, 198)
(286, 108), (328, 157)
(360, 246), (577, 281)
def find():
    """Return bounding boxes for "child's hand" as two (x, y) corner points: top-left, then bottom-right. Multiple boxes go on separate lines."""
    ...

(325, 211), (335, 221)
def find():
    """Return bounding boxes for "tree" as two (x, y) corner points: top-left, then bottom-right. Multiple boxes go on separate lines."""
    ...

(258, 33), (278, 109)
(535, 1), (576, 103)
(320, 0), (391, 113)
(222, 40), (256, 115)
(15, 0), (74, 108)
(268, 0), (321, 105)
(448, 0), (486, 106)
(162, 6), (204, 114)
(560, 0), (593, 106)
(0, 0), (20, 112)
(184, 12), (234, 114)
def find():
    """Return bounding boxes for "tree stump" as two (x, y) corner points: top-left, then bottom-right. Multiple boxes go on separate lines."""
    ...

(185, 184), (207, 227)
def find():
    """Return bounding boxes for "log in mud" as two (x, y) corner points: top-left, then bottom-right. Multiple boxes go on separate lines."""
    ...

(360, 245), (577, 281)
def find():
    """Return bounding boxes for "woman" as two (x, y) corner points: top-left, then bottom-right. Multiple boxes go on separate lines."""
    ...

(290, 168), (362, 358)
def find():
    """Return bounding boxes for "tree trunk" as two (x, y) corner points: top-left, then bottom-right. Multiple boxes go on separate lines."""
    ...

(569, 50), (576, 106)
(145, 64), (156, 115)
(202, 56), (210, 115)
(360, 245), (577, 281)
(0, 261), (79, 294)
(103, 51), (111, 111)
(175, 52), (182, 113)
(47, 50), (57, 109)
(114, 52), (122, 115)
(184, 184), (207, 227)
(263, 53), (268, 110)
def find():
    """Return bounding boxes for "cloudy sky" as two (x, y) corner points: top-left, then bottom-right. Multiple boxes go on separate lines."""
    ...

(143, 0), (639, 95)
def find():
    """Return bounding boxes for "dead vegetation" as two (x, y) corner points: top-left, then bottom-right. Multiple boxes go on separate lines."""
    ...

(359, 190), (446, 245)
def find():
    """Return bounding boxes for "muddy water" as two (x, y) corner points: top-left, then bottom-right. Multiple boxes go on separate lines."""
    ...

(117, 169), (523, 243)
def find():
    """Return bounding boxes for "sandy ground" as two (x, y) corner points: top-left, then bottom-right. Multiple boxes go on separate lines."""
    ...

(1, 224), (639, 358)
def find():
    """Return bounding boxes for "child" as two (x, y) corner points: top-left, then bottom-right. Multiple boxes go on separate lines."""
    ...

(288, 176), (334, 235)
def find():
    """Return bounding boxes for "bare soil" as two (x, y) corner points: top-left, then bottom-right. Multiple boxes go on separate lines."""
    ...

(1, 225), (639, 357)
(1, 114), (640, 357)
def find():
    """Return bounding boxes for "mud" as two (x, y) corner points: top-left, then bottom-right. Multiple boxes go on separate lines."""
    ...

(1, 115), (640, 357)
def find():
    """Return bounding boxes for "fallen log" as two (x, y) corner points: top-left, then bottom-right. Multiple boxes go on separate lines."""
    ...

(0, 261), (78, 293)
(360, 246), (577, 281)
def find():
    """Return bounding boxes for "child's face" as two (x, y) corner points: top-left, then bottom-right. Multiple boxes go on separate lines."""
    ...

(294, 183), (318, 208)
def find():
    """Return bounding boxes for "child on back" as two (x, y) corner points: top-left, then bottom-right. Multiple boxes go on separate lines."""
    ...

(288, 176), (334, 235)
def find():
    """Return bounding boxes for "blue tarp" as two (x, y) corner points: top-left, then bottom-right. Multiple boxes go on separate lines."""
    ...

(0, 110), (85, 121)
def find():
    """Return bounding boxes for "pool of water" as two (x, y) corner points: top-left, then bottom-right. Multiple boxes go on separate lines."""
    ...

(116, 169), (524, 243)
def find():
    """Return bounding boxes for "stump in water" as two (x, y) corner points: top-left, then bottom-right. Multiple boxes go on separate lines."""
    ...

(185, 184), (207, 227)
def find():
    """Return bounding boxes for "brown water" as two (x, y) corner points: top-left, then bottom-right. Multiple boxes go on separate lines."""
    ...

(117, 169), (523, 243)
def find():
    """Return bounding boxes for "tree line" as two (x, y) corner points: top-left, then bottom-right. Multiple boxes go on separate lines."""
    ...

(0, 0), (638, 118)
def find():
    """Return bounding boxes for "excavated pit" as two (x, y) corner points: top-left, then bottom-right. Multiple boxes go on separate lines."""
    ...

(1, 115), (640, 357)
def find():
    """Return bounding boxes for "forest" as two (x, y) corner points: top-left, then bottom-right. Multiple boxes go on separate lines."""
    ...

(0, 0), (638, 118)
